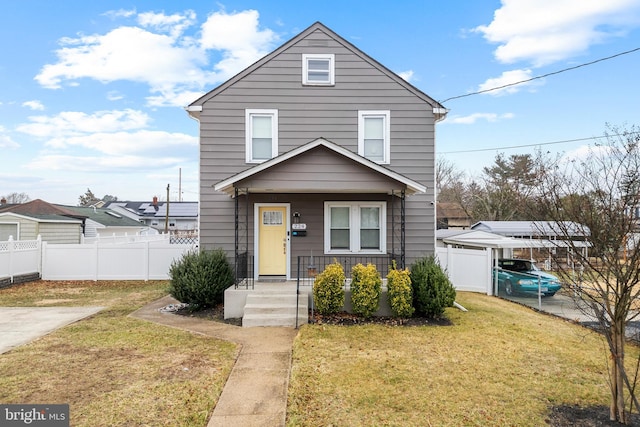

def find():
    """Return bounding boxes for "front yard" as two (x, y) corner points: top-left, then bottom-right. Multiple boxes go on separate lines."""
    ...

(0, 280), (237, 427)
(2, 281), (638, 426)
(287, 292), (640, 426)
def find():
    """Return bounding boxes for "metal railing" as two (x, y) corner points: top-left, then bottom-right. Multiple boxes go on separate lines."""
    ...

(295, 253), (399, 327)
(235, 252), (254, 289)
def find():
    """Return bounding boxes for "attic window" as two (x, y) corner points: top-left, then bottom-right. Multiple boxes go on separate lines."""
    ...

(302, 54), (334, 85)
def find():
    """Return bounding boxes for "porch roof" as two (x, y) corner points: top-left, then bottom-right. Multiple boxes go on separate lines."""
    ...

(214, 137), (427, 196)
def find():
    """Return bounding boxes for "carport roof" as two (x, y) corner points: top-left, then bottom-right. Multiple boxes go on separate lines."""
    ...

(437, 229), (591, 249)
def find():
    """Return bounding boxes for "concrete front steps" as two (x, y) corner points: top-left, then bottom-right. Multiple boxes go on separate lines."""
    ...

(242, 291), (308, 328)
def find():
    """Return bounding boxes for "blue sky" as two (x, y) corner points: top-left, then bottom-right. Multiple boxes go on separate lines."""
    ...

(2, 0), (640, 205)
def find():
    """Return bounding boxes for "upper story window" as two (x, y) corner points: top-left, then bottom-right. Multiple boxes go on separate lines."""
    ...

(302, 54), (335, 85)
(358, 111), (390, 164)
(246, 109), (278, 163)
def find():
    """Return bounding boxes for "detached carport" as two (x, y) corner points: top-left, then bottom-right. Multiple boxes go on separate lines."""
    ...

(436, 230), (588, 298)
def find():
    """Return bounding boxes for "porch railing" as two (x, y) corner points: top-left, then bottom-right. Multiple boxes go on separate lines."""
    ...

(235, 252), (254, 289)
(295, 254), (399, 287)
(294, 253), (399, 328)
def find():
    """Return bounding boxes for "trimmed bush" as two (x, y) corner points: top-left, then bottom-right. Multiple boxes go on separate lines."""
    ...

(386, 261), (414, 318)
(313, 261), (345, 315)
(168, 248), (234, 309)
(410, 255), (456, 318)
(350, 263), (382, 318)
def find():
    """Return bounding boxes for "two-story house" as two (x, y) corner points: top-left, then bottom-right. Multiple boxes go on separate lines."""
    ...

(187, 22), (446, 286)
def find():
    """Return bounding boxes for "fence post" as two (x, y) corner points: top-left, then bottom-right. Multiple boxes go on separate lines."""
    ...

(144, 239), (150, 281)
(8, 236), (14, 282)
(93, 240), (99, 281)
(36, 235), (42, 278)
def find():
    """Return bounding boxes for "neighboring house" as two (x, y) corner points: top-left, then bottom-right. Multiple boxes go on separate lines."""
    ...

(186, 21), (447, 282)
(61, 205), (151, 238)
(105, 198), (198, 233)
(436, 202), (471, 230)
(0, 199), (83, 243)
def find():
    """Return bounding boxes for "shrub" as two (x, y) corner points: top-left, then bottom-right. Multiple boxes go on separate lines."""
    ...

(350, 263), (382, 318)
(313, 261), (345, 315)
(386, 261), (414, 318)
(168, 248), (234, 309)
(410, 255), (456, 318)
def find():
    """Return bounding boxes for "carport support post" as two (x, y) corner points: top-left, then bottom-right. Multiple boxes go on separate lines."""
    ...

(492, 248), (499, 296)
(538, 275), (542, 311)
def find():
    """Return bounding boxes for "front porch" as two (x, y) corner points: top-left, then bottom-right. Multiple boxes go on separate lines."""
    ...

(224, 255), (398, 327)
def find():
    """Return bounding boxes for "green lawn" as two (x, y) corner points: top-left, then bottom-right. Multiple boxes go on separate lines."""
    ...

(0, 280), (238, 427)
(287, 292), (639, 426)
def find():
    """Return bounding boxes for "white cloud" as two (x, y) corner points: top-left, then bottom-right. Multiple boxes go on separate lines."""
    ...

(17, 109), (150, 138)
(103, 9), (137, 19)
(0, 126), (20, 149)
(35, 9), (279, 107)
(45, 130), (197, 155)
(16, 109), (196, 155)
(477, 69), (542, 96)
(475, 0), (640, 66)
(444, 112), (515, 125)
(26, 154), (186, 172)
(22, 100), (45, 111)
(200, 10), (279, 79)
(138, 10), (196, 38)
(397, 70), (414, 82)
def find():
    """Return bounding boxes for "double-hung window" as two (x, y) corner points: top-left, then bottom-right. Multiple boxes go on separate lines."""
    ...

(358, 111), (390, 164)
(324, 202), (386, 254)
(246, 109), (278, 163)
(302, 54), (335, 85)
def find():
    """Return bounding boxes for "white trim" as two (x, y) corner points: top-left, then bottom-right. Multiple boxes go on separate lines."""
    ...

(0, 212), (82, 224)
(358, 110), (390, 164)
(302, 53), (335, 85)
(254, 203), (291, 280)
(245, 109), (278, 163)
(215, 137), (426, 195)
(0, 221), (20, 240)
(324, 201), (386, 255)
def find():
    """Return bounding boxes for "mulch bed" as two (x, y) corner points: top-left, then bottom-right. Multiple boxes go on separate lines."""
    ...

(309, 311), (452, 326)
(546, 404), (640, 426)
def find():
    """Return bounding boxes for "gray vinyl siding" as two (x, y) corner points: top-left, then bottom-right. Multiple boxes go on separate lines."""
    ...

(198, 26), (436, 265)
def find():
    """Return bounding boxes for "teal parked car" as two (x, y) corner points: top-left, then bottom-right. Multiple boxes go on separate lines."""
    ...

(495, 259), (562, 297)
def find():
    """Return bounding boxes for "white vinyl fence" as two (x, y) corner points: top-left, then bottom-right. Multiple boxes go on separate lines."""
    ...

(0, 237), (42, 283)
(0, 235), (194, 283)
(436, 245), (493, 295)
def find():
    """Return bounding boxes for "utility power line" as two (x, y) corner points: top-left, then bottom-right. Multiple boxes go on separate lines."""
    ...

(437, 132), (640, 155)
(438, 46), (640, 104)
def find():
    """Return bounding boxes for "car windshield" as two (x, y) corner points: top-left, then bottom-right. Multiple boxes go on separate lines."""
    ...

(501, 260), (538, 272)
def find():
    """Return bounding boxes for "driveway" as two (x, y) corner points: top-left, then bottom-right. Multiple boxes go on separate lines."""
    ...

(0, 306), (103, 354)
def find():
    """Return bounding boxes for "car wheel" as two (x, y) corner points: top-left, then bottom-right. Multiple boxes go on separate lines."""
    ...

(504, 280), (514, 296)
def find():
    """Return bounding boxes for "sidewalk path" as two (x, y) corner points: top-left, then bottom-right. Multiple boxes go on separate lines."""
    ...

(130, 295), (297, 427)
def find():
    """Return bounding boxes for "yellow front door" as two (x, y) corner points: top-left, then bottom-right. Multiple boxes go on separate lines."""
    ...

(258, 206), (287, 276)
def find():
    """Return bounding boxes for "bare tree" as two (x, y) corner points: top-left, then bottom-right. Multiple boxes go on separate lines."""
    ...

(538, 124), (640, 424)
(1, 192), (30, 203)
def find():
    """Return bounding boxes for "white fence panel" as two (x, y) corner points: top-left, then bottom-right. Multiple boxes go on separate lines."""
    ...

(0, 237), (41, 280)
(42, 241), (192, 281)
(97, 243), (148, 280)
(149, 245), (195, 280)
(42, 243), (98, 280)
(436, 245), (492, 295)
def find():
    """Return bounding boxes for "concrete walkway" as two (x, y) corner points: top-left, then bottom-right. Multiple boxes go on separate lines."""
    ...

(0, 306), (104, 354)
(130, 295), (297, 427)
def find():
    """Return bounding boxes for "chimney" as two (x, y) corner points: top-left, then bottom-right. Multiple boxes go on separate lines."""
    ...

(0, 197), (6, 205)
(152, 196), (158, 207)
